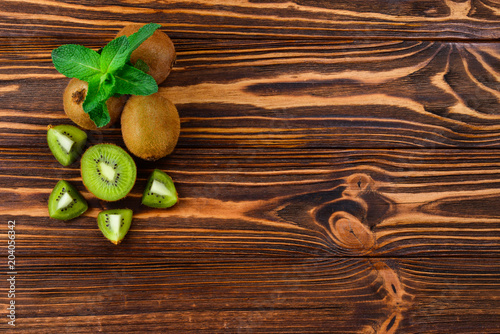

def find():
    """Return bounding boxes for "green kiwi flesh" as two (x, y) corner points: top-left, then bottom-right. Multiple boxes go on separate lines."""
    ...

(47, 124), (87, 166)
(48, 180), (88, 220)
(142, 169), (178, 208)
(97, 209), (133, 244)
(80, 144), (137, 201)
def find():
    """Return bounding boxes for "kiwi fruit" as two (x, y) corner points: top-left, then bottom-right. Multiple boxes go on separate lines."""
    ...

(63, 78), (127, 130)
(142, 169), (178, 208)
(97, 209), (133, 244)
(80, 144), (137, 201)
(120, 92), (180, 161)
(48, 180), (88, 220)
(116, 24), (176, 85)
(47, 124), (87, 166)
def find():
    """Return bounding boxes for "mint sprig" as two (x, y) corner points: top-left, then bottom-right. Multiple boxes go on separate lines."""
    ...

(51, 23), (161, 127)
(115, 64), (157, 95)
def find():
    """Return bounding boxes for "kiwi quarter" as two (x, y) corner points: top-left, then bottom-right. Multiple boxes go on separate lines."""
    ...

(63, 78), (127, 130)
(142, 169), (178, 208)
(47, 124), (87, 166)
(121, 93), (180, 161)
(48, 180), (88, 220)
(80, 144), (137, 201)
(97, 209), (133, 244)
(116, 24), (176, 85)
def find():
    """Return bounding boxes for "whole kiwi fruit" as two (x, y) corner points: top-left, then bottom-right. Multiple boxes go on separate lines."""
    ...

(116, 24), (176, 85)
(121, 92), (180, 161)
(63, 78), (127, 130)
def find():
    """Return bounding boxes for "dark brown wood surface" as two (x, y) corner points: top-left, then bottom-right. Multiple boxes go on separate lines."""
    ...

(1, 1), (500, 333)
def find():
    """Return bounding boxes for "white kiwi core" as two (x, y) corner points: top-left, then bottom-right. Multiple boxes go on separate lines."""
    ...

(108, 214), (121, 237)
(54, 130), (75, 153)
(57, 192), (73, 210)
(150, 180), (172, 197)
(99, 162), (116, 181)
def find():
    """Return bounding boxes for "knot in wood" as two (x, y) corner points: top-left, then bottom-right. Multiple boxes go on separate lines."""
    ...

(343, 173), (376, 198)
(329, 211), (375, 252)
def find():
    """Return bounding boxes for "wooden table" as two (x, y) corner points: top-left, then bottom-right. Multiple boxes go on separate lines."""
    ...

(1, 1), (500, 332)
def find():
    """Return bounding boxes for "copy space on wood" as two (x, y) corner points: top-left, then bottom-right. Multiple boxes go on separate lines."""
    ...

(0, 1), (499, 333)
(1, 40), (499, 149)
(0, 0), (499, 40)
(6, 256), (499, 333)
(2, 148), (500, 258)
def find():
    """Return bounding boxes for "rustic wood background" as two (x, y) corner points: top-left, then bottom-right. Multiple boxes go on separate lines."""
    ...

(1, 0), (500, 332)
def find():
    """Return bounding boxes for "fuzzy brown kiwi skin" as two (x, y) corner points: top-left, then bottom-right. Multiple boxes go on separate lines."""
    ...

(63, 78), (128, 130)
(120, 93), (180, 161)
(116, 24), (176, 85)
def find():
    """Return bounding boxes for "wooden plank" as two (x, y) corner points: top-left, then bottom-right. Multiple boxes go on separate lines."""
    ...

(1, 39), (499, 149)
(2, 147), (500, 258)
(2, 256), (499, 333)
(0, 0), (499, 40)
(1, 3), (499, 333)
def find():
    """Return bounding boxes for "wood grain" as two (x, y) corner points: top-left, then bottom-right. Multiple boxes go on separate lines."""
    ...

(1, 256), (498, 333)
(2, 147), (500, 258)
(1, 39), (499, 149)
(1, 0), (499, 40)
(1, 1), (500, 333)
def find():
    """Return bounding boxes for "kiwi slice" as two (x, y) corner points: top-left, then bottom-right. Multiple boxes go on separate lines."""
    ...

(48, 180), (88, 220)
(97, 209), (133, 244)
(142, 169), (178, 208)
(80, 144), (137, 201)
(47, 124), (87, 166)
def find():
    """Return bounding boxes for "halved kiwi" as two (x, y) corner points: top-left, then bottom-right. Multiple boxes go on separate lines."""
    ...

(97, 209), (133, 244)
(47, 124), (87, 166)
(142, 169), (178, 208)
(80, 144), (137, 201)
(48, 180), (88, 220)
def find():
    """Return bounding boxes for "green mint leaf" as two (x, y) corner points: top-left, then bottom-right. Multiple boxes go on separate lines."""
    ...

(100, 35), (130, 74)
(134, 58), (149, 73)
(88, 103), (111, 128)
(114, 64), (158, 96)
(52, 22), (163, 128)
(52, 44), (101, 80)
(126, 23), (161, 55)
(83, 75), (102, 113)
(98, 72), (117, 100)
(83, 73), (116, 113)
